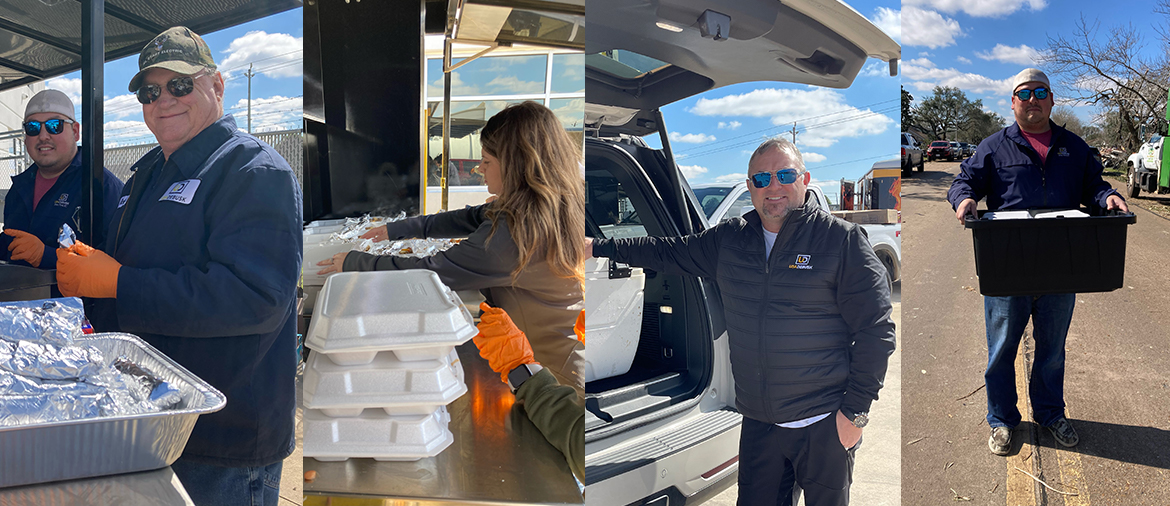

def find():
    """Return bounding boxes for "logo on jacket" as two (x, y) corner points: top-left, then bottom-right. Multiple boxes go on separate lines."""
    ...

(53, 193), (69, 207)
(117, 195), (129, 208)
(159, 179), (201, 205)
(1057, 147), (1069, 157)
(790, 254), (813, 270)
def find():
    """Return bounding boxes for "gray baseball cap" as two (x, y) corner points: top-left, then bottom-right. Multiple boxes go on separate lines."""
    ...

(1011, 68), (1051, 93)
(128, 26), (217, 93)
(25, 89), (76, 121)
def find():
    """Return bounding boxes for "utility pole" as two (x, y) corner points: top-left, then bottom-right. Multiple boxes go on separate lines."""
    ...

(245, 63), (256, 133)
(790, 122), (798, 143)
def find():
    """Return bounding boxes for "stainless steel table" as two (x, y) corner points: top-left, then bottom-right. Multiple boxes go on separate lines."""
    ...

(0, 467), (193, 506)
(304, 342), (582, 505)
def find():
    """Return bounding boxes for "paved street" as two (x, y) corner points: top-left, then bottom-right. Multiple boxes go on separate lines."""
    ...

(901, 162), (1170, 506)
(704, 285), (902, 506)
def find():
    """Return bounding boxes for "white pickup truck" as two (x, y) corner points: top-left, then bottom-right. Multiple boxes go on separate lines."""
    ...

(692, 181), (902, 286)
(1125, 134), (1170, 198)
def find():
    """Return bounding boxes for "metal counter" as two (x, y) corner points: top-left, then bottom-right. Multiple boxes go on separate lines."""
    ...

(0, 467), (193, 506)
(304, 341), (583, 505)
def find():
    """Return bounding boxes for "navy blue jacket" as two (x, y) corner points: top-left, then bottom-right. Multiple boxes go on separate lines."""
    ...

(1, 151), (124, 270)
(89, 115), (302, 467)
(948, 122), (1120, 211)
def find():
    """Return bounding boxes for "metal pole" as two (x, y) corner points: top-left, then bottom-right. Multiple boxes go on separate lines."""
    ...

(245, 63), (255, 133)
(442, 38), (452, 212)
(80, 0), (104, 246)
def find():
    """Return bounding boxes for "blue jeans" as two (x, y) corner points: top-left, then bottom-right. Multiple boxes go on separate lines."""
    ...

(984, 294), (1075, 429)
(170, 458), (283, 506)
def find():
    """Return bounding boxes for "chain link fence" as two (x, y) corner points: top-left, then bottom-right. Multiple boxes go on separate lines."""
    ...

(1, 127), (304, 184)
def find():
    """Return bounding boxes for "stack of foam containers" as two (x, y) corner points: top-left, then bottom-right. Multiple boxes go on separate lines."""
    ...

(302, 270), (476, 461)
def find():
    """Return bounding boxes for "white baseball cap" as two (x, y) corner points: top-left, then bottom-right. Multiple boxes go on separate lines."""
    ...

(24, 89), (76, 122)
(1011, 68), (1051, 93)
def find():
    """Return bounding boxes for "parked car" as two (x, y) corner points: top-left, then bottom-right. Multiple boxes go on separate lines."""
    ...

(901, 131), (924, 175)
(693, 181), (900, 286)
(583, 1), (899, 504)
(950, 141), (962, 159)
(927, 140), (954, 161)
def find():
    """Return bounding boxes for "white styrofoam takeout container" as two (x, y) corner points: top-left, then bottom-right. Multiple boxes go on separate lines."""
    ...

(302, 348), (467, 417)
(303, 406), (453, 462)
(304, 270), (477, 366)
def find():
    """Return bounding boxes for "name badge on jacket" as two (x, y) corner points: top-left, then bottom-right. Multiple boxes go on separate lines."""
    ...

(159, 179), (201, 205)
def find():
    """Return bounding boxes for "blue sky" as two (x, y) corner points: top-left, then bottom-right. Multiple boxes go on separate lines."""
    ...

(901, 0), (1165, 126)
(45, 8), (303, 147)
(641, 0), (901, 205)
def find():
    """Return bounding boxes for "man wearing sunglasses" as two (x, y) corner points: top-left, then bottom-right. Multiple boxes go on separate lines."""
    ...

(591, 138), (894, 506)
(53, 27), (301, 506)
(1, 89), (123, 277)
(948, 68), (1127, 457)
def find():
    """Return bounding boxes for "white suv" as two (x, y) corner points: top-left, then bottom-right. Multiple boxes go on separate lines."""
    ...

(583, 1), (900, 504)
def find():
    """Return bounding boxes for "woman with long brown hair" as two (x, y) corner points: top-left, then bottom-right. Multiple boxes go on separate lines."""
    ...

(317, 101), (587, 395)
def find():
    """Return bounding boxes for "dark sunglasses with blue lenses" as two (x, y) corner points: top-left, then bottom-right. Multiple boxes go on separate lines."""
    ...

(135, 71), (207, 105)
(23, 118), (75, 137)
(750, 169), (803, 188)
(1014, 87), (1049, 101)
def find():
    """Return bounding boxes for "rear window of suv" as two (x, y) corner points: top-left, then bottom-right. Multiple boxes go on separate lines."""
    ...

(931, 141), (949, 147)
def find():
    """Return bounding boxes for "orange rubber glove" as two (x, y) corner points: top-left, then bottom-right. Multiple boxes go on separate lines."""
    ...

(4, 229), (45, 268)
(574, 310), (585, 344)
(473, 302), (537, 383)
(56, 241), (121, 298)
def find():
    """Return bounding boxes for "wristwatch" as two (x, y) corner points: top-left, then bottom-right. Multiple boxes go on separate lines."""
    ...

(842, 408), (869, 428)
(506, 363), (543, 393)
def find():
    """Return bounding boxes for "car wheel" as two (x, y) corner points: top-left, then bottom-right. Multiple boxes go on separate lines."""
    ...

(917, 157), (924, 171)
(879, 252), (896, 292)
(1127, 163), (1140, 198)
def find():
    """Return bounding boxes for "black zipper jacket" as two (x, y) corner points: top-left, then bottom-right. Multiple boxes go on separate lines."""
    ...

(592, 205), (895, 424)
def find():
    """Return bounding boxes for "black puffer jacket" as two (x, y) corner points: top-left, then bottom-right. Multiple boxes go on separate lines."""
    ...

(592, 205), (894, 424)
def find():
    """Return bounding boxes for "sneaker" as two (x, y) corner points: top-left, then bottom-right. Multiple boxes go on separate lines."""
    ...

(989, 426), (1012, 456)
(1045, 417), (1079, 447)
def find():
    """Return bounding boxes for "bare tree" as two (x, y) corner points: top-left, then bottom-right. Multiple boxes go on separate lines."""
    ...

(1044, 16), (1170, 150)
(1050, 106), (1085, 136)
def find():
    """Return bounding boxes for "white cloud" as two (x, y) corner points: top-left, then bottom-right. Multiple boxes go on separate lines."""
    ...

(669, 132), (716, 143)
(485, 75), (543, 94)
(219, 31), (303, 80)
(902, 61), (1013, 95)
(103, 120), (152, 146)
(678, 164), (709, 179)
(103, 94), (140, 119)
(226, 95), (303, 132)
(870, 8), (900, 42)
(901, 7), (962, 49)
(907, 58), (935, 68)
(903, 0), (1047, 18)
(918, 51), (934, 57)
(46, 77), (82, 106)
(713, 172), (747, 184)
(975, 44), (1042, 65)
(718, 121), (742, 130)
(429, 71), (479, 97)
(550, 98), (584, 129)
(803, 152), (827, 163)
(689, 88), (893, 149)
(859, 61), (889, 78)
(957, 56), (972, 64)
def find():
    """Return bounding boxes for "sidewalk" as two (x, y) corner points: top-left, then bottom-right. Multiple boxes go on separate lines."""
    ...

(278, 367), (304, 505)
(703, 284), (902, 506)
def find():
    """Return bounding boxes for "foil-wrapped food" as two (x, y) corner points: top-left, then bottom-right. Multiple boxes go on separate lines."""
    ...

(324, 213), (461, 258)
(0, 298), (182, 427)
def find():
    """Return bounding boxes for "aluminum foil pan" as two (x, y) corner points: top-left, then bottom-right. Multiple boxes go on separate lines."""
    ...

(0, 333), (226, 488)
